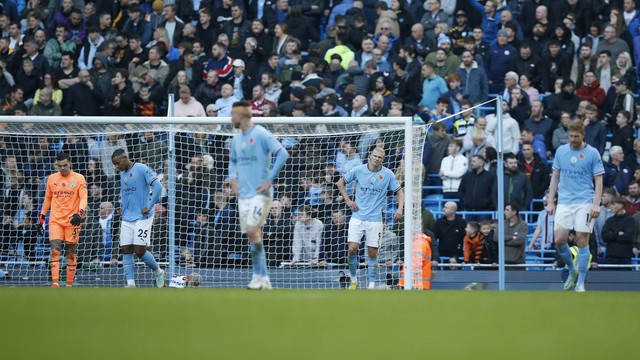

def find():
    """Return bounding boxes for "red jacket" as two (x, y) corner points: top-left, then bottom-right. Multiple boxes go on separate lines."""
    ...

(576, 80), (606, 108)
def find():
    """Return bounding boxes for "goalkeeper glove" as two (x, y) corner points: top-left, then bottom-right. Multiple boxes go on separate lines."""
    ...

(70, 209), (84, 226)
(36, 214), (45, 236)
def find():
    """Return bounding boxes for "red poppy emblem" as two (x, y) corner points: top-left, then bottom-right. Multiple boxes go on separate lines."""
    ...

(130, 173), (133, 177)
(379, 175), (383, 180)
(249, 138), (254, 144)
(579, 154), (585, 160)
(61, 183), (66, 188)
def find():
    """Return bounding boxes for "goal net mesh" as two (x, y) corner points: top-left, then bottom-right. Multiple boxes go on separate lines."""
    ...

(0, 118), (424, 288)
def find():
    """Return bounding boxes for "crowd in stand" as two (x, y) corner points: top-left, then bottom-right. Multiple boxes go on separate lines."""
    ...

(2, 0), (640, 270)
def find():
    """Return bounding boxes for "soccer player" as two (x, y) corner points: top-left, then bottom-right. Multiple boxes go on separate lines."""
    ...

(37, 153), (88, 288)
(111, 149), (166, 288)
(546, 120), (604, 292)
(336, 147), (404, 289)
(229, 100), (289, 290)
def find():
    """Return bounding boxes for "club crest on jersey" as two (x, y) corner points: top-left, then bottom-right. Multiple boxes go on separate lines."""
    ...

(570, 156), (577, 164)
(69, 182), (76, 188)
(241, 142), (247, 149)
(370, 176), (376, 184)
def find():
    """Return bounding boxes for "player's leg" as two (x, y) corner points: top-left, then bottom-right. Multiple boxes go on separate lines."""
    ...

(63, 226), (81, 287)
(573, 205), (593, 292)
(132, 217), (164, 287)
(49, 239), (62, 288)
(245, 196), (271, 289)
(48, 223), (64, 287)
(347, 218), (365, 288)
(554, 205), (578, 290)
(120, 221), (137, 287)
(364, 221), (383, 289)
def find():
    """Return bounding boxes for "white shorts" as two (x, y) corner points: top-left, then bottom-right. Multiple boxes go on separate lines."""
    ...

(238, 195), (272, 233)
(120, 216), (155, 247)
(347, 218), (383, 248)
(554, 204), (593, 233)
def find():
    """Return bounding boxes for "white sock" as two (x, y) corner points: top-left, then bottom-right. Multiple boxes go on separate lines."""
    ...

(127, 280), (136, 286)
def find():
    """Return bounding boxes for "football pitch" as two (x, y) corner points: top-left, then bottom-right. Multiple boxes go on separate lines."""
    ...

(1, 288), (637, 360)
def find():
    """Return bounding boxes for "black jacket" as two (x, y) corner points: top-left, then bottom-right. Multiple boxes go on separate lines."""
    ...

(503, 170), (533, 210)
(458, 169), (496, 211)
(433, 215), (466, 260)
(602, 213), (636, 259)
(518, 154), (550, 200)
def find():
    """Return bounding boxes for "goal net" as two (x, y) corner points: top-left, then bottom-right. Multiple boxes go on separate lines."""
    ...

(0, 116), (425, 288)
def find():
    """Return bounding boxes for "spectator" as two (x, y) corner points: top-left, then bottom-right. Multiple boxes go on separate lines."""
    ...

(463, 221), (486, 264)
(231, 59), (252, 100)
(261, 72), (282, 104)
(539, 40), (572, 94)
(453, 101), (476, 139)
(524, 100), (553, 153)
(455, 49), (488, 104)
(611, 110), (635, 155)
(194, 69), (223, 107)
(65, 69), (101, 116)
(458, 154), (496, 218)
(423, 122), (450, 189)
(104, 68), (135, 116)
(432, 201), (466, 265)
(291, 205), (323, 266)
(405, 23), (434, 61)
(610, 77), (635, 122)
(214, 83), (240, 117)
(576, 70), (606, 112)
(78, 26), (104, 70)
(249, 84), (276, 117)
(134, 87), (158, 117)
(520, 127), (547, 163)
(493, 202), (528, 265)
(503, 153), (533, 210)
(570, 42), (597, 88)
(602, 196), (636, 268)
(596, 50), (619, 93)
(597, 24), (630, 63)
(463, 116), (495, 152)
(624, 139), (640, 170)
(583, 103), (607, 155)
(174, 85), (206, 117)
(30, 87), (62, 116)
(439, 139), (468, 199)
(544, 78), (581, 121)
(518, 141), (549, 204)
(121, 4), (152, 47)
(485, 100), (520, 155)
(518, 73), (539, 104)
(625, 181), (640, 215)
(466, 0), (500, 44)
(552, 112), (572, 151)
(46, 24), (77, 70)
(485, 29), (516, 93)
(204, 42), (234, 83)
(417, 62), (447, 112)
(615, 51), (636, 93)
(604, 145), (633, 196)
(261, 199), (293, 266)
(508, 87), (531, 124)
(527, 191), (556, 252)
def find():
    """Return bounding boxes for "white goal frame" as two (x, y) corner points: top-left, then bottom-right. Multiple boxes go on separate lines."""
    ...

(0, 112), (419, 289)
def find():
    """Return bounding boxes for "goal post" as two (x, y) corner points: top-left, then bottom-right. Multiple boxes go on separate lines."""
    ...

(0, 114), (425, 288)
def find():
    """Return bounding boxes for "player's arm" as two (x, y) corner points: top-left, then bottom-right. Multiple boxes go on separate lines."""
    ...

(528, 223), (542, 250)
(591, 174), (603, 219)
(393, 187), (404, 221)
(336, 177), (357, 211)
(228, 147), (239, 195)
(37, 180), (54, 235)
(71, 177), (89, 226)
(257, 144), (290, 194)
(143, 178), (163, 215)
(546, 168), (559, 215)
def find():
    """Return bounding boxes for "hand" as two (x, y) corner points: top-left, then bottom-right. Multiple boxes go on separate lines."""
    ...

(590, 204), (600, 219)
(141, 208), (150, 216)
(70, 210), (84, 226)
(618, 231), (624, 236)
(431, 260), (439, 267)
(393, 207), (403, 221)
(36, 214), (45, 236)
(633, 248), (639, 257)
(230, 179), (239, 196)
(439, 169), (445, 177)
(545, 202), (556, 216)
(256, 179), (272, 194)
(345, 199), (358, 212)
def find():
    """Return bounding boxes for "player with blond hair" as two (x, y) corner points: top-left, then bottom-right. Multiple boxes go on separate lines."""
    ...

(37, 153), (88, 288)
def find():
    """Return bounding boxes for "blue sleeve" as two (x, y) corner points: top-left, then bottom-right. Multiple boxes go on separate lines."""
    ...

(268, 146), (289, 181)
(552, 148), (561, 171)
(343, 166), (358, 184)
(229, 141), (237, 180)
(141, 22), (152, 46)
(438, 78), (448, 97)
(480, 70), (489, 101)
(389, 171), (401, 192)
(467, 0), (484, 13)
(146, 178), (163, 209)
(592, 150), (605, 175)
(631, 17), (640, 39)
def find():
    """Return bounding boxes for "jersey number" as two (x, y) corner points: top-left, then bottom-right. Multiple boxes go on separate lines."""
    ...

(253, 207), (263, 218)
(138, 229), (149, 239)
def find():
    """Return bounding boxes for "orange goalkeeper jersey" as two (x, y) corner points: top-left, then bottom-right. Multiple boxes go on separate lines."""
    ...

(41, 171), (88, 227)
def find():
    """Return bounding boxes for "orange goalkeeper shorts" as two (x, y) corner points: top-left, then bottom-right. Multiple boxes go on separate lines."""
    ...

(49, 223), (81, 244)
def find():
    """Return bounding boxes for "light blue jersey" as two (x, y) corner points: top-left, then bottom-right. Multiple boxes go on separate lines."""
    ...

(343, 165), (401, 222)
(229, 125), (289, 200)
(553, 143), (604, 205)
(119, 163), (163, 222)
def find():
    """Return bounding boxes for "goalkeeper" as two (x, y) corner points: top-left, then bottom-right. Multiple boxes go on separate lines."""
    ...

(337, 147), (404, 289)
(37, 153), (88, 288)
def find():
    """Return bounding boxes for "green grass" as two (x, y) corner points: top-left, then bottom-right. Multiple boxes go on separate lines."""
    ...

(1, 289), (637, 360)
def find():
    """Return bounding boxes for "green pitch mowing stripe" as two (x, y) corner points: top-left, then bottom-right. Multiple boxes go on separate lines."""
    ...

(1, 289), (637, 360)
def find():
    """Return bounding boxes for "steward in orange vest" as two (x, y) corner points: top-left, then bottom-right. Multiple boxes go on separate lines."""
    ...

(397, 233), (432, 290)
